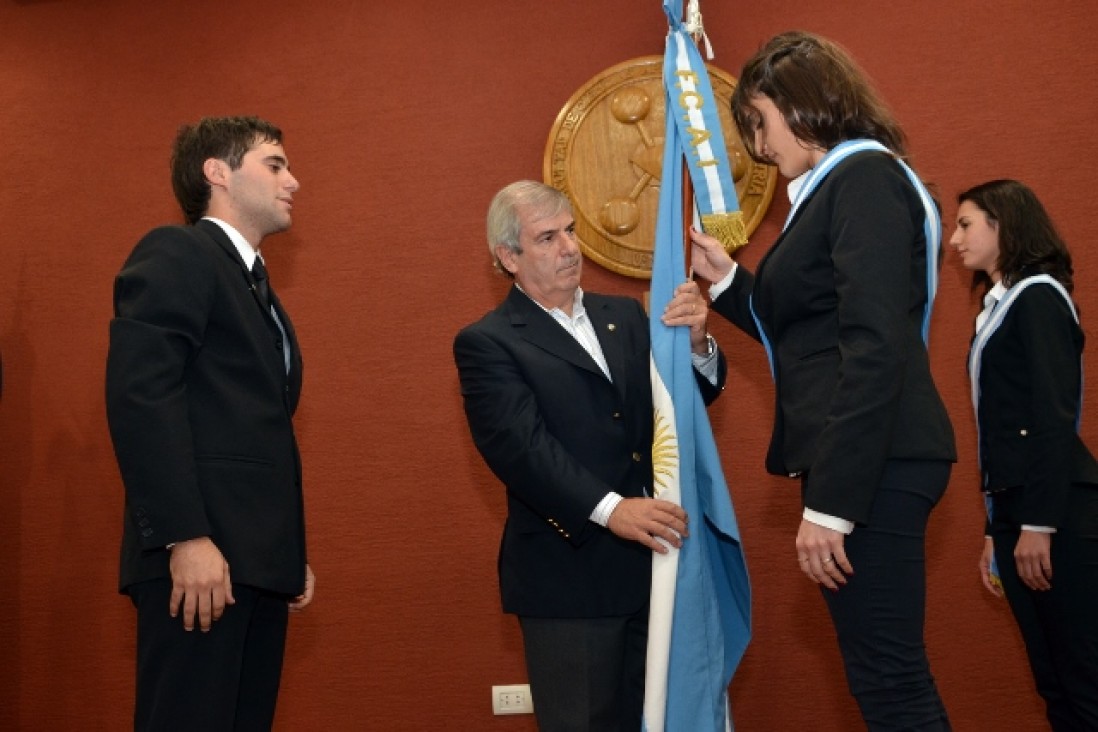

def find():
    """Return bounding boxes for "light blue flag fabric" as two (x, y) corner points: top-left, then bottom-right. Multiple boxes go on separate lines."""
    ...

(643, 4), (751, 730)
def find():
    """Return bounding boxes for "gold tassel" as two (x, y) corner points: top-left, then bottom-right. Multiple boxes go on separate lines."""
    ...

(701, 211), (748, 253)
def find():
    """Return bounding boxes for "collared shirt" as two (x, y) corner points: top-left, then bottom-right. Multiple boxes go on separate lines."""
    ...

(975, 281), (1007, 332)
(537, 287), (613, 380)
(205, 216), (259, 269)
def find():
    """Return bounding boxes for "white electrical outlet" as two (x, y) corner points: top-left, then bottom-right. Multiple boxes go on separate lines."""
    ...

(491, 684), (534, 715)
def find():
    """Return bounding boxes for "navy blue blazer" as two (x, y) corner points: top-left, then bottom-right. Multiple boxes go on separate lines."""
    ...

(107, 219), (307, 596)
(976, 281), (1098, 526)
(712, 152), (956, 524)
(454, 285), (724, 617)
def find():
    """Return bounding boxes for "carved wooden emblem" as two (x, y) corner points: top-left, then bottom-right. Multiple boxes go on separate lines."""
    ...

(544, 56), (777, 279)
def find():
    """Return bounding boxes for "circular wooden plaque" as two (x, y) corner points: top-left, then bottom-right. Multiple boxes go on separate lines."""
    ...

(544, 56), (777, 279)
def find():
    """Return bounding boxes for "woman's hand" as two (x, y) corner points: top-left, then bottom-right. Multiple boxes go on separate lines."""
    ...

(978, 536), (1003, 597)
(795, 519), (853, 590)
(688, 227), (736, 284)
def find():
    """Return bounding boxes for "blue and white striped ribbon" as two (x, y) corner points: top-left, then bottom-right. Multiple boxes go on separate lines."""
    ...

(750, 139), (942, 379)
(662, 0), (743, 249)
(968, 274), (1082, 454)
(784, 139), (941, 343)
(967, 274), (1081, 580)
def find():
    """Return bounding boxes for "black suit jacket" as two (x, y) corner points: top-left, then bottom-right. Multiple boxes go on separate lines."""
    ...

(976, 281), (1098, 526)
(454, 286), (724, 617)
(107, 219), (307, 596)
(712, 152), (955, 524)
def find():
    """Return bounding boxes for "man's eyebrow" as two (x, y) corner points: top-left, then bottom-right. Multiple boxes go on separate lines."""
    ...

(262, 154), (289, 167)
(534, 218), (575, 238)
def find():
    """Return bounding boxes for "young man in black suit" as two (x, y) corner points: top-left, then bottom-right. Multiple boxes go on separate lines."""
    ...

(454, 180), (725, 732)
(107, 116), (314, 731)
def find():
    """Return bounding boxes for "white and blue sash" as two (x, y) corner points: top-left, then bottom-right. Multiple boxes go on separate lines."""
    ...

(968, 275), (1082, 456)
(967, 275), (1081, 581)
(750, 140), (942, 378)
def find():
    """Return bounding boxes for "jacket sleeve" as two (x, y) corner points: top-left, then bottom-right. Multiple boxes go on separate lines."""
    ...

(710, 266), (763, 343)
(453, 325), (614, 542)
(802, 159), (918, 522)
(1012, 286), (1082, 527)
(106, 228), (214, 549)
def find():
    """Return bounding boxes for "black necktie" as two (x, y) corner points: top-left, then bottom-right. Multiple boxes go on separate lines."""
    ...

(252, 258), (271, 311)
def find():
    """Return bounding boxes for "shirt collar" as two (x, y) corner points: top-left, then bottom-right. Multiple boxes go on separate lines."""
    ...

(203, 216), (262, 269)
(987, 280), (1007, 305)
(786, 170), (810, 204)
(516, 285), (586, 321)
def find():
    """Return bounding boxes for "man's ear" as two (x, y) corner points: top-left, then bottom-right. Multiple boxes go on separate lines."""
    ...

(203, 157), (228, 188)
(495, 244), (519, 274)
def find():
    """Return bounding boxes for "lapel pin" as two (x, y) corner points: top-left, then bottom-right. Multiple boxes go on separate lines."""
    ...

(607, 323), (616, 332)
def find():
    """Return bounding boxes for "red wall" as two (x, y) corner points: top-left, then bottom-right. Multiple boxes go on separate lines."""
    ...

(1, 1), (1095, 729)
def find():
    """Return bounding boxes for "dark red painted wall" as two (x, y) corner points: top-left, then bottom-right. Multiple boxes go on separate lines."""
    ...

(1, 1), (1095, 729)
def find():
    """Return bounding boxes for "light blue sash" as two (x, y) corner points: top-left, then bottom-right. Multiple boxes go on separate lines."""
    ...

(968, 274), (1082, 459)
(750, 140), (942, 378)
(967, 275), (1081, 581)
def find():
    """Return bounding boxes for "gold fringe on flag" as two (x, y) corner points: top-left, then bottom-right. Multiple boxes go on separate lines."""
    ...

(701, 211), (748, 253)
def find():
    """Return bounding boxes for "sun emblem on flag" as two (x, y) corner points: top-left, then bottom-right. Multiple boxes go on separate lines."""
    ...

(651, 405), (678, 497)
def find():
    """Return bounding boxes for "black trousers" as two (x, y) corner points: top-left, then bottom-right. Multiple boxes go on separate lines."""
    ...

(519, 607), (648, 732)
(129, 579), (289, 732)
(817, 459), (952, 732)
(991, 483), (1098, 732)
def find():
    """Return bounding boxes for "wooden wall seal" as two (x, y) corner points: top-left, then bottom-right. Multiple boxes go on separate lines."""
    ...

(544, 56), (777, 279)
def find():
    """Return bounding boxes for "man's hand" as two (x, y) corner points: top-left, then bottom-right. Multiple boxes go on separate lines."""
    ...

(168, 536), (234, 632)
(289, 564), (315, 612)
(661, 280), (711, 354)
(1015, 530), (1053, 591)
(607, 498), (689, 553)
(795, 519), (853, 590)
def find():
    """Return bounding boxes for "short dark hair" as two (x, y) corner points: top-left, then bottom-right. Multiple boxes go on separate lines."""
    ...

(731, 31), (908, 163)
(958, 179), (1073, 294)
(170, 116), (283, 224)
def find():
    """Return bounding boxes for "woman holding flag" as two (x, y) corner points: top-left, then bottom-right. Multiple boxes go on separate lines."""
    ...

(952, 179), (1098, 730)
(689, 31), (955, 729)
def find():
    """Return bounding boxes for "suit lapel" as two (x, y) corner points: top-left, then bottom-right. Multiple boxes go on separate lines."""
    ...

(585, 295), (629, 402)
(503, 286), (607, 379)
(193, 219), (297, 389)
(195, 219), (277, 323)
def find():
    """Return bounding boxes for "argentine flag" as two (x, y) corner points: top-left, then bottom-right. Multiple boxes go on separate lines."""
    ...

(643, 2), (751, 730)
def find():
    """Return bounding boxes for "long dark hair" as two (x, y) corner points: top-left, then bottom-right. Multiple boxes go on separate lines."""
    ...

(957, 179), (1073, 294)
(731, 31), (908, 162)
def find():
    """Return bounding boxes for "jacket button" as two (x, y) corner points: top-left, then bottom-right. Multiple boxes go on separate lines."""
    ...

(612, 412), (622, 419)
(1019, 429), (1028, 436)
(632, 452), (642, 462)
